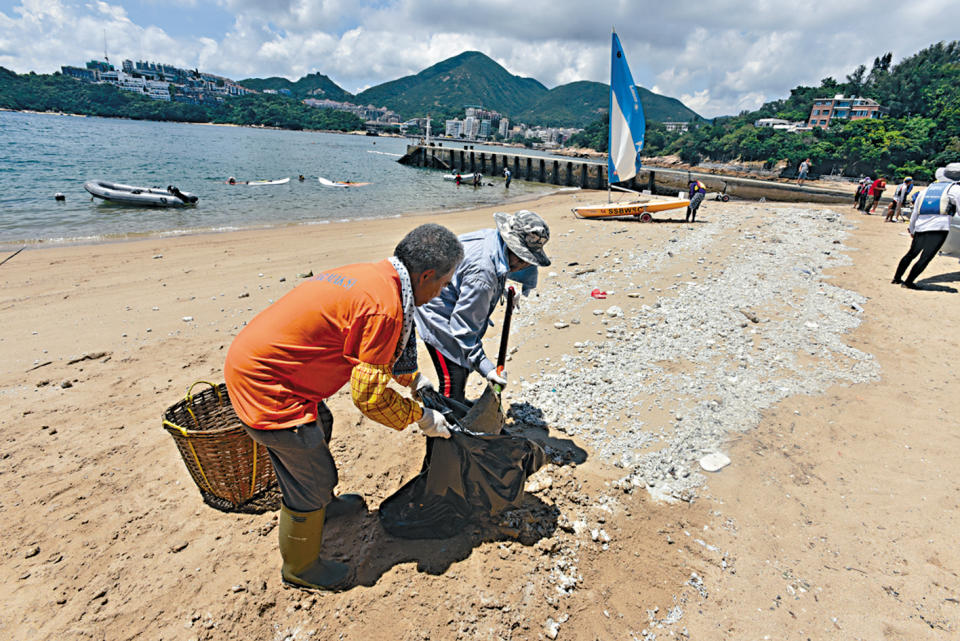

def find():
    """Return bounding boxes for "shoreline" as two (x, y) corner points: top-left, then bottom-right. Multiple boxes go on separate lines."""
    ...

(0, 183), (559, 253)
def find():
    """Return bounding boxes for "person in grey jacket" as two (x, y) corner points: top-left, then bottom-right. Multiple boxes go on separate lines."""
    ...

(415, 210), (551, 407)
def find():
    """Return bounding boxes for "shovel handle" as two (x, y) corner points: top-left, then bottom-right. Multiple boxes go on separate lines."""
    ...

(493, 287), (516, 393)
(496, 286), (516, 371)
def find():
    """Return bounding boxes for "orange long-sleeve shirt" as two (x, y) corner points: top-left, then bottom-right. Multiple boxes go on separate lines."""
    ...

(225, 259), (422, 431)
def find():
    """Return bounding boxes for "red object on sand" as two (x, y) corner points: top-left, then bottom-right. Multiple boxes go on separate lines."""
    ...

(591, 289), (608, 299)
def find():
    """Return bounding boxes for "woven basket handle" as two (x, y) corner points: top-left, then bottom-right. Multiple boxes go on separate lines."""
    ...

(159, 381), (223, 433)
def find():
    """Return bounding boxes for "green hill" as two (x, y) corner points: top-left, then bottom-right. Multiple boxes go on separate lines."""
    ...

(0, 67), (363, 131)
(654, 41), (960, 180)
(239, 72), (353, 101)
(516, 80), (701, 127)
(353, 52), (700, 127)
(354, 51), (547, 120)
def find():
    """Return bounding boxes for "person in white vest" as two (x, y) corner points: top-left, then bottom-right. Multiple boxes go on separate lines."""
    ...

(891, 163), (960, 289)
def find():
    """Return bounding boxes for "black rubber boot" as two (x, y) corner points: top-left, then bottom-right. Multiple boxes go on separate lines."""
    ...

(278, 504), (350, 592)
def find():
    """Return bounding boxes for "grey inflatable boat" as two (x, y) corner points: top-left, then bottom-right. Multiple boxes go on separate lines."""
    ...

(84, 180), (199, 207)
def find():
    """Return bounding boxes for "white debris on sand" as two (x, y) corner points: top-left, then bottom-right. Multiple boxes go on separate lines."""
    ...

(498, 206), (879, 639)
(513, 207), (878, 503)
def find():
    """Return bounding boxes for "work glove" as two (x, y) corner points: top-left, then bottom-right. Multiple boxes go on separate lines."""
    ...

(417, 407), (452, 439)
(485, 369), (508, 389)
(409, 372), (435, 397)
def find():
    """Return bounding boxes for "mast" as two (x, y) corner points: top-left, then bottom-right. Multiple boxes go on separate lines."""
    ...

(426, 113), (430, 145)
(609, 27), (614, 203)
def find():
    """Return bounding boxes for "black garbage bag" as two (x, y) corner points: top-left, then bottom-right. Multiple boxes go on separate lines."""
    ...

(379, 386), (546, 539)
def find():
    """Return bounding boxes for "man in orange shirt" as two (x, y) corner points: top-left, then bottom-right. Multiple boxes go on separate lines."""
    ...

(225, 223), (463, 591)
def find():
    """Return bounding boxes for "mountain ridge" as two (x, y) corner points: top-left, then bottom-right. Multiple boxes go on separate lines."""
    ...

(241, 51), (702, 127)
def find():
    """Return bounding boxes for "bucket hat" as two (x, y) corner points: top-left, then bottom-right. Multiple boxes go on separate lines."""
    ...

(494, 210), (551, 267)
(935, 163), (960, 182)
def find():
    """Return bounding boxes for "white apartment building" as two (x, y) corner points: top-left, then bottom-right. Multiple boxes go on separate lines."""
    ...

(445, 119), (463, 137)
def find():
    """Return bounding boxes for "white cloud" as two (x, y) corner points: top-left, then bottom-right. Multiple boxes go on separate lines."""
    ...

(0, 0), (958, 117)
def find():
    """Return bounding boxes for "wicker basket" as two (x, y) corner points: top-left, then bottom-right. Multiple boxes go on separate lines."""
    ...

(163, 381), (279, 512)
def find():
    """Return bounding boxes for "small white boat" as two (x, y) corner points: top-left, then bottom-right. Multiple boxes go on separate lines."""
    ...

(442, 173), (483, 182)
(84, 180), (198, 207)
(246, 177), (290, 185)
(318, 177), (371, 188)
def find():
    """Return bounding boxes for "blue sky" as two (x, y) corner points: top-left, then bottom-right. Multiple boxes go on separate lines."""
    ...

(1, 1), (958, 118)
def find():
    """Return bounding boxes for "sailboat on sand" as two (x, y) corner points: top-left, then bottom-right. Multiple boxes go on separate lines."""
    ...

(573, 30), (689, 221)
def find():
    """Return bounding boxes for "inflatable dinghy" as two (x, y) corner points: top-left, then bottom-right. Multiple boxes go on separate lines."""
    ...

(442, 173), (483, 182)
(84, 181), (198, 207)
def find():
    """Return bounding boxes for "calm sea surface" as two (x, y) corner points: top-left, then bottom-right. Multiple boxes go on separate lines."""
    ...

(0, 110), (564, 247)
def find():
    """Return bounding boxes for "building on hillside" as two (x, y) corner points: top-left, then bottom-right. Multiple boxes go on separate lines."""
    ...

(445, 119), (463, 137)
(808, 95), (883, 128)
(62, 57), (252, 103)
(662, 121), (691, 133)
(498, 118), (510, 137)
(463, 116), (479, 138)
(61, 66), (100, 82)
(85, 60), (114, 73)
(754, 118), (810, 132)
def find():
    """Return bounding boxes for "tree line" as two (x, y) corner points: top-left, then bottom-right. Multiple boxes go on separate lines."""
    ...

(0, 68), (365, 132)
(567, 41), (960, 182)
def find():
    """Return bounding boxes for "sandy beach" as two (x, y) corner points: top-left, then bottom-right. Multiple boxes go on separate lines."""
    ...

(3, 192), (959, 640)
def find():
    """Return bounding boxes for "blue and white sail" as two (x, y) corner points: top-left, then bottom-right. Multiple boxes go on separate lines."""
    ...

(608, 31), (645, 184)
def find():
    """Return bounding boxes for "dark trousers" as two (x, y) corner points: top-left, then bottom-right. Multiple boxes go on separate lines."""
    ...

(686, 191), (705, 222)
(858, 191), (870, 211)
(893, 230), (949, 285)
(425, 343), (469, 406)
(243, 403), (337, 512)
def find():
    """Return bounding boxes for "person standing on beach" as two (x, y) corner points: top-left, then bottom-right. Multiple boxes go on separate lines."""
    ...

(224, 224), (463, 592)
(892, 164), (960, 289)
(473, 171), (481, 188)
(856, 176), (872, 211)
(869, 176), (887, 213)
(415, 211), (551, 407)
(885, 176), (913, 223)
(455, 172), (462, 186)
(686, 180), (707, 222)
(797, 158), (811, 186)
(503, 167), (512, 189)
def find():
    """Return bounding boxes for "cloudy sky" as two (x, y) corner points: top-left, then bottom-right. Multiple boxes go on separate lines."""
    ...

(1, 0), (957, 117)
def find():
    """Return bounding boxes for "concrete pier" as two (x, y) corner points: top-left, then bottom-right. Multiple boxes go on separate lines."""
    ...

(398, 144), (854, 204)
(399, 144), (607, 189)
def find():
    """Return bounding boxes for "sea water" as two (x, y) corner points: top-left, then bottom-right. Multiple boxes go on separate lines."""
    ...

(0, 110), (561, 247)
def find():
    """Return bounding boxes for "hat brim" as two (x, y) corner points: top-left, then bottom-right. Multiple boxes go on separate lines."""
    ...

(495, 212), (551, 267)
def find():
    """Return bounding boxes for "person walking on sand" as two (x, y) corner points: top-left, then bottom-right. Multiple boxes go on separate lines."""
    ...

(473, 171), (481, 188)
(224, 224), (463, 592)
(892, 164), (960, 289)
(797, 158), (811, 186)
(856, 176), (872, 212)
(686, 179), (707, 223)
(869, 176), (887, 213)
(885, 176), (914, 223)
(415, 211), (551, 409)
(503, 167), (512, 189)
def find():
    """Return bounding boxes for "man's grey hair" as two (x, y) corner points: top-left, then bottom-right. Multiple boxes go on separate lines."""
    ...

(394, 223), (464, 276)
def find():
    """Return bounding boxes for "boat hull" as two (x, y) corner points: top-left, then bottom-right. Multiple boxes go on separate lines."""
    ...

(84, 181), (198, 207)
(573, 198), (689, 220)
